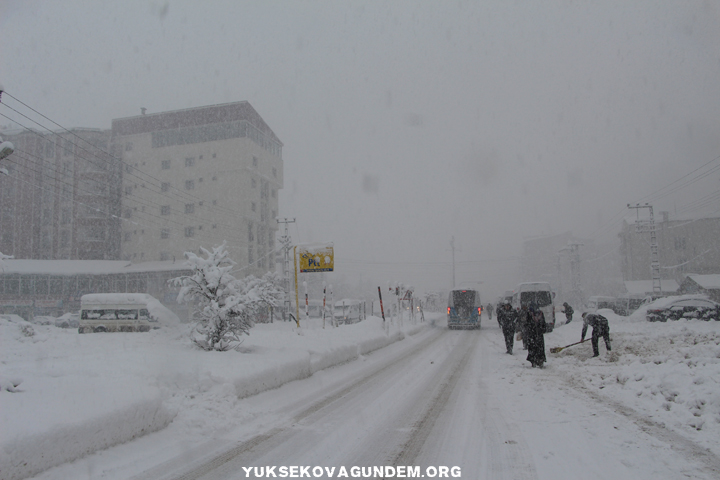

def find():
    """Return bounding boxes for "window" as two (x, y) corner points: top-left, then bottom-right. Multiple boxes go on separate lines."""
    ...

(185, 204), (194, 214)
(185, 227), (195, 237)
(124, 232), (132, 241)
(185, 180), (195, 190)
(161, 229), (169, 239)
(125, 142), (133, 152)
(161, 205), (171, 215)
(212, 200), (217, 205)
(199, 155), (203, 160)
(198, 177), (203, 183)
(161, 160), (171, 170)
(161, 182), (170, 192)
(248, 223), (254, 242)
(252, 156), (258, 167)
(212, 175), (217, 181)
(272, 167), (277, 178)
(185, 157), (195, 167)
(252, 178), (257, 188)
(271, 189), (276, 198)
(251, 202), (256, 212)
(160, 252), (171, 261)
(124, 209), (132, 219)
(125, 186), (133, 195)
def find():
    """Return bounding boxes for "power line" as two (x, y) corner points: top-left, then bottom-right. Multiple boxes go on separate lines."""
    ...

(6, 148), (253, 243)
(0, 93), (263, 222)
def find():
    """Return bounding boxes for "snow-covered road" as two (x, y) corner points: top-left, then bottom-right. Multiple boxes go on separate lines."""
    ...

(121, 324), (720, 480)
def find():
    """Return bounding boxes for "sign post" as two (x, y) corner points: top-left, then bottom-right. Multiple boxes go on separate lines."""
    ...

(293, 243), (334, 329)
(378, 287), (386, 324)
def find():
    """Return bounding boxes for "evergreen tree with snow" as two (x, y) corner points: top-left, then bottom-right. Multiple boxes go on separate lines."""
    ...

(171, 243), (284, 351)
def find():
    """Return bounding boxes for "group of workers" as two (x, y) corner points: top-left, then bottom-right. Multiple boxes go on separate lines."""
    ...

(490, 301), (611, 368)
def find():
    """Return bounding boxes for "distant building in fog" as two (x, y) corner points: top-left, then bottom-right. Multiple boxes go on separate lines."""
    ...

(521, 231), (623, 305)
(0, 128), (121, 260)
(619, 212), (720, 282)
(111, 101), (283, 277)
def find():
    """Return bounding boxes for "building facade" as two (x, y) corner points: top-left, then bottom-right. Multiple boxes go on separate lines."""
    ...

(111, 101), (283, 277)
(0, 128), (122, 260)
(619, 213), (720, 282)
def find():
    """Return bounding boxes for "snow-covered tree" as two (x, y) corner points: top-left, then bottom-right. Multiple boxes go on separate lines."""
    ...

(171, 243), (283, 351)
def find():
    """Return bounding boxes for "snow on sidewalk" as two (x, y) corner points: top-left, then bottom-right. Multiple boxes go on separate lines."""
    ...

(0, 314), (426, 480)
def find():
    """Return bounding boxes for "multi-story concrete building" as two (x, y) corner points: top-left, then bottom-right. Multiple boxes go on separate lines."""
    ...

(0, 128), (121, 260)
(111, 101), (283, 276)
(619, 213), (720, 281)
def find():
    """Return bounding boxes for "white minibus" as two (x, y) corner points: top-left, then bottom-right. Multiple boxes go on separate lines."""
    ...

(79, 293), (158, 333)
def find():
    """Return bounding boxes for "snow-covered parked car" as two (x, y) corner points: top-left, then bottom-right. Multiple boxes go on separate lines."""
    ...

(55, 312), (80, 329)
(29, 315), (55, 326)
(645, 295), (720, 322)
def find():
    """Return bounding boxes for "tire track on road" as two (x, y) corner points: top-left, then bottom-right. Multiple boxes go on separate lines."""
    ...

(132, 327), (451, 480)
(560, 372), (720, 477)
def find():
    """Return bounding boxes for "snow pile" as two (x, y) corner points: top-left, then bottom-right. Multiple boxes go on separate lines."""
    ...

(0, 314), (424, 480)
(547, 310), (720, 453)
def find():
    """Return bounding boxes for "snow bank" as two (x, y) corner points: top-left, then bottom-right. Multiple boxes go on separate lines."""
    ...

(1, 397), (173, 480)
(545, 311), (720, 454)
(0, 313), (428, 480)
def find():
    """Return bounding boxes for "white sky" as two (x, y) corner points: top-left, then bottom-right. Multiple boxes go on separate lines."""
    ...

(1, 0), (719, 294)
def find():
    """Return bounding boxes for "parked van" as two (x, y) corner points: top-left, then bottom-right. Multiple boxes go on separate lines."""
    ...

(79, 293), (158, 333)
(613, 295), (645, 316)
(586, 296), (616, 314)
(447, 289), (482, 329)
(512, 282), (556, 332)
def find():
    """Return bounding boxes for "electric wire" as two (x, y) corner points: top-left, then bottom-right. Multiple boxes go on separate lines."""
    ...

(5, 148), (255, 246)
(0, 155), (253, 253)
(0, 93), (273, 222)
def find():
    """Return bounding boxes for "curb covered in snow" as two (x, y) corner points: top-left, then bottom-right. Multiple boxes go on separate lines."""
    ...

(0, 318), (427, 480)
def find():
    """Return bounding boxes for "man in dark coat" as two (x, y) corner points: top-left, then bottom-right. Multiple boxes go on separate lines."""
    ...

(524, 302), (547, 368)
(562, 302), (574, 324)
(497, 303), (517, 354)
(581, 312), (611, 357)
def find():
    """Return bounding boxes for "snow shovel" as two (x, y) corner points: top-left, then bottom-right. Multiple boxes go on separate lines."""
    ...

(550, 339), (587, 354)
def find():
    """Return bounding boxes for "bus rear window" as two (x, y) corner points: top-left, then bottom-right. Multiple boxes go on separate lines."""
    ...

(452, 290), (476, 309)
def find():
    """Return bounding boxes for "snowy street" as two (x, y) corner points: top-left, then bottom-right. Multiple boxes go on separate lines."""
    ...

(134, 324), (720, 480)
(8, 311), (718, 480)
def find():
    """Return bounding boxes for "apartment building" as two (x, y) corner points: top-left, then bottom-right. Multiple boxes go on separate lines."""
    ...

(0, 127), (121, 260)
(111, 101), (283, 277)
(619, 212), (720, 281)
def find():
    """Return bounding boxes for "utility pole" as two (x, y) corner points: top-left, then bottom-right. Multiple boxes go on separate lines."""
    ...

(628, 203), (662, 294)
(276, 218), (295, 320)
(560, 242), (583, 306)
(450, 236), (456, 289)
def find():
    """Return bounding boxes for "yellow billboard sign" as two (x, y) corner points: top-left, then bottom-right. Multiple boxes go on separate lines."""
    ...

(298, 243), (334, 273)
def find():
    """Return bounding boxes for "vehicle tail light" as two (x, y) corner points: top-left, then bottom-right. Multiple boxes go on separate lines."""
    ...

(447, 307), (451, 315)
(478, 307), (482, 315)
